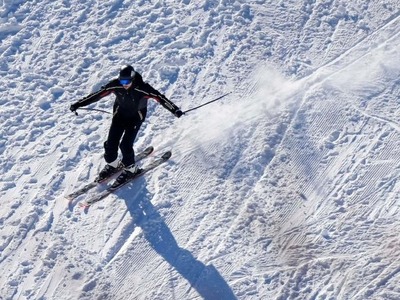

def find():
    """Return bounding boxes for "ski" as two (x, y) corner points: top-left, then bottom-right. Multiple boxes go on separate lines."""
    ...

(79, 151), (172, 208)
(65, 146), (154, 201)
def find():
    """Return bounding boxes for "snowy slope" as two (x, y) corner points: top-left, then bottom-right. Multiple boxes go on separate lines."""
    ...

(0, 0), (400, 299)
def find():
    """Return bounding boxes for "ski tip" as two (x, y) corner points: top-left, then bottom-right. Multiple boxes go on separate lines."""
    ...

(162, 151), (172, 160)
(142, 145), (154, 155)
(79, 202), (90, 208)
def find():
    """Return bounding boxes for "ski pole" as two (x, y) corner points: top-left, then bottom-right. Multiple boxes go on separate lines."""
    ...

(182, 91), (232, 114)
(75, 107), (112, 115)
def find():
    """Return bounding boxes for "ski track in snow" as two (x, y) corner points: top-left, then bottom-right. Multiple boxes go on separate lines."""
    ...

(0, 0), (400, 299)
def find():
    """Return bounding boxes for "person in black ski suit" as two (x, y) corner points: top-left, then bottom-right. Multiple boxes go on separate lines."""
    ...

(70, 65), (182, 185)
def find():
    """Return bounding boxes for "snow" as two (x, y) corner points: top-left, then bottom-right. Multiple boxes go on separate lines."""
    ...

(0, 0), (400, 299)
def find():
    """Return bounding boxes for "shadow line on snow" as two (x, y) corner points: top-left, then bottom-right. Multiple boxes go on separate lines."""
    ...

(120, 180), (237, 300)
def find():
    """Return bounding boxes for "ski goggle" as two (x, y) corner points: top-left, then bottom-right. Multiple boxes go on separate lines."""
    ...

(119, 79), (132, 85)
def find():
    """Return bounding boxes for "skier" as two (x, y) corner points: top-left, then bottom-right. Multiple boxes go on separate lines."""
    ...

(70, 65), (183, 186)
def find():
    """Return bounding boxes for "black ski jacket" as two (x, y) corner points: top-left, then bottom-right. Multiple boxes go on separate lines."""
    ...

(73, 72), (179, 121)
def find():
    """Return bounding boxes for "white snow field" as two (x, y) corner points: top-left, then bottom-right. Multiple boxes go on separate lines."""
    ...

(0, 0), (400, 299)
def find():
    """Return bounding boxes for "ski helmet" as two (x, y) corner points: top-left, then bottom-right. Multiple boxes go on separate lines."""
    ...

(119, 65), (135, 80)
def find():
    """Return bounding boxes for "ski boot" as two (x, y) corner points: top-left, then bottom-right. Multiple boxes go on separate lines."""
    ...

(96, 160), (123, 182)
(110, 164), (142, 189)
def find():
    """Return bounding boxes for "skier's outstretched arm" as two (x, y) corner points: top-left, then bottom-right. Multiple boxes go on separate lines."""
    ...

(158, 94), (183, 118)
(70, 88), (113, 113)
(136, 84), (183, 118)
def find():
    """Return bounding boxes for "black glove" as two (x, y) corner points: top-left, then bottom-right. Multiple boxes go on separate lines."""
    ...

(174, 109), (183, 118)
(70, 103), (80, 113)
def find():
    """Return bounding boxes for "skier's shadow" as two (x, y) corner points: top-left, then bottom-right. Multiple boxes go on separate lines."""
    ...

(120, 180), (237, 300)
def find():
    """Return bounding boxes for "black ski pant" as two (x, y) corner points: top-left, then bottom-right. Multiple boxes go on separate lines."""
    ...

(104, 115), (143, 167)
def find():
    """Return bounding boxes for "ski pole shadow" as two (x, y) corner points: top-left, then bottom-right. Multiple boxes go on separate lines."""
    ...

(121, 180), (237, 300)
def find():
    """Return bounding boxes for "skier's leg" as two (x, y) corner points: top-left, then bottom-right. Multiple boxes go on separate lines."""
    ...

(119, 121), (142, 167)
(104, 117), (125, 164)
